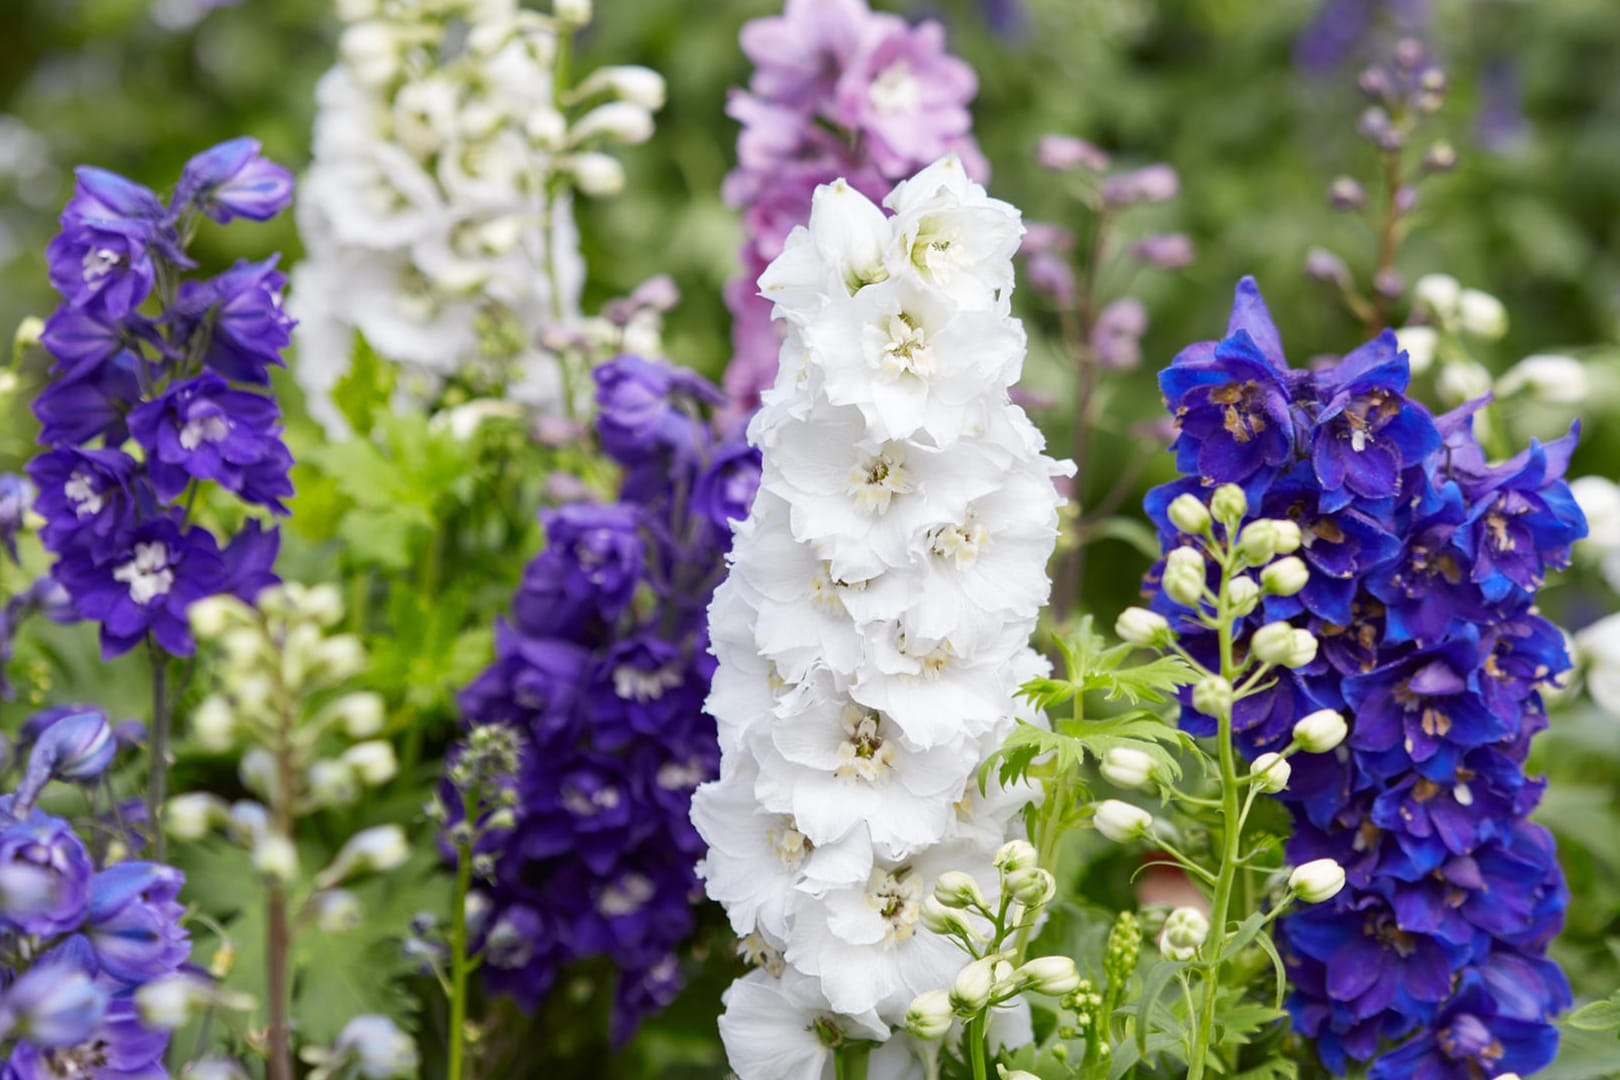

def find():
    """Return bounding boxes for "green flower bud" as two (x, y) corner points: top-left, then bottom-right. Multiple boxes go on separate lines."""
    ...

(1227, 575), (1261, 616)
(1100, 746), (1156, 789)
(905, 989), (954, 1039)
(1292, 708), (1348, 753)
(1250, 752), (1291, 793)
(1158, 906), (1209, 961)
(950, 957), (996, 1015)
(1167, 493), (1212, 535)
(993, 839), (1038, 874)
(934, 870), (988, 910)
(1018, 955), (1082, 996)
(1210, 483), (1248, 525)
(1289, 858), (1347, 903)
(1103, 911), (1142, 988)
(1192, 675), (1235, 717)
(1261, 556), (1310, 596)
(1005, 867), (1057, 908)
(1093, 800), (1153, 843)
(1115, 607), (1172, 647)
(1252, 622), (1317, 668)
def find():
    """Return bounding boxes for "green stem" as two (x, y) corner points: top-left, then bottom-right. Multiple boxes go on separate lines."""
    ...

(146, 639), (170, 862)
(447, 790), (477, 1080)
(836, 1042), (872, 1080)
(1016, 676), (1084, 961)
(967, 1014), (989, 1080)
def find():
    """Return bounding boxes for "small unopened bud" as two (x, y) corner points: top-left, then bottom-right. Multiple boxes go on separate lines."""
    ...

(1250, 752), (1291, 793)
(571, 102), (654, 146)
(1005, 868), (1056, 908)
(1422, 141), (1458, 173)
(1210, 483), (1247, 524)
(321, 693), (387, 738)
(1327, 176), (1366, 210)
(574, 65), (666, 110)
(1396, 325), (1438, 375)
(1437, 359), (1495, 405)
(316, 825), (410, 888)
(1102, 164), (1179, 206)
(564, 152), (625, 197)
(307, 759), (360, 808)
(1167, 493), (1211, 535)
(1227, 576), (1261, 616)
(252, 833), (299, 884)
(1289, 858), (1347, 903)
(1018, 955), (1081, 996)
(166, 793), (228, 842)
(934, 870), (988, 910)
(1497, 354), (1588, 406)
(1457, 289), (1507, 341)
(1414, 273), (1462, 320)
(1158, 906), (1209, 961)
(905, 989), (955, 1039)
(1305, 247), (1352, 288)
(1252, 623), (1317, 668)
(300, 584), (345, 628)
(136, 973), (210, 1031)
(313, 889), (364, 934)
(950, 957), (996, 1015)
(1163, 547), (1207, 608)
(1292, 709), (1348, 753)
(1036, 135), (1110, 172)
(1130, 233), (1195, 270)
(1191, 675), (1235, 718)
(1262, 556), (1310, 597)
(190, 595), (249, 639)
(525, 108), (567, 148)
(1239, 520), (1301, 562)
(1092, 800), (1153, 844)
(313, 635), (366, 682)
(993, 839), (1038, 874)
(1104, 911), (1142, 985)
(239, 748), (279, 802)
(1115, 607), (1172, 648)
(1100, 746), (1157, 789)
(342, 741), (399, 787)
(192, 695), (237, 752)
(920, 895), (975, 937)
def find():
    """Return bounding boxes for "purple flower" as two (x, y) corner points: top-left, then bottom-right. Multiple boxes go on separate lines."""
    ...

(459, 625), (592, 753)
(1367, 966), (1561, 1080)
(54, 516), (227, 658)
(220, 520), (282, 604)
(26, 447), (142, 560)
(44, 169), (175, 321)
(831, 19), (977, 178)
(173, 257), (295, 385)
(738, 0), (874, 110)
(83, 862), (189, 987)
(1091, 297), (1148, 370)
(0, 808), (94, 936)
(1309, 331), (1440, 512)
(1160, 316), (1297, 484)
(0, 475), (32, 565)
(31, 352), (144, 448)
(38, 305), (160, 382)
(12, 709), (116, 815)
(0, 959), (107, 1049)
(1130, 233), (1196, 270)
(1101, 164), (1180, 205)
(511, 504), (645, 639)
(692, 441), (762, 540)
(172, 137), (295, 223)
(593, 355), (719, 468)
(1036, 135), (1110, 172)
(5, 996), (170, 1080)
(127, 374), (292, 511)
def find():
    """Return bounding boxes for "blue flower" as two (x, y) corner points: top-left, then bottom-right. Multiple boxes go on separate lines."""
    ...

(127, 373), (293, 511)
(458, 625), (592, 753)
(44, 168), (174, 320)
(172, 136), (295, 224)
(26, 447), (143, 560)
(1367, 967), (1562, 1080)
(1260, 462), (1403, 625)
(11, 709), (116, 815)
(1453, 426), (1586, 601)
(594, 354), (723, 470)
(0, 808), (94, 937)
(83, 862), (189, 987)
(219, 520), (282, 604)
(0, 956), (107, 1049)
(31, 352), (144, 448)
(173, 257), (295, 385)
(510, 504), (645, 640)
(0, 475), (32, 565)
(38, 305), (160, 382)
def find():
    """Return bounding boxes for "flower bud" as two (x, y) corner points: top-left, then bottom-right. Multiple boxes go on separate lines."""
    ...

(571, 102), (655, 146)
(1437, 359), (1494, 405)
(1163, 547), (1207, 608)
(574, 65), (666, 110)
(239, 748), (280, 802)
(1238, 519), (1301, 562)
(920, 895), (975, 937)
(252, 833), (299, 884)
(190, 595), (250, 639)
(1036, 135), (1110, 172)
(1210, 483), (1247, 524)
(300, 584), (346, 628)
(1005, 868), (1056, 908)
(1252, 622), (1316, 668)
(1261, 556), (1309, 597)
(1167, 493), (1211, 535)
(316, 825), (410, 888)
(342, 741), (399, 787)
(1250, 752), (1291, 793)
(950, 957), (996, 1015)
(1018, 955), (1081, 996)
(166, 793), (228, 842)
(1414, 273), (1462, 320)
(525, 108), (568, 148)
(1457, 288), (1507, 341)
(1191, 675), (1234, 718)
(554, 0), (591, 23)
(1158, 906), (1209, 961)
(1130, 233), (1195, 271)
(326, 1015), (419, 1078)
(1327, 176), (1366, 210)
(1288, 858), (1347, 903)
(308, 760), (360, 808)
(934, 870), (988, 910)
(1396, 325), (1438, 375)
(313, 889), (364, 934)
(185, 1058), (251, 1080)
(1305, 247), (1351, 288)
(312, 635), (366, 683)
(1292, 709), (1348, 753)
(564, 152), (625, 197)
(1227, 575), (1261, 616)
(1115, 607), (1171, 648)
(136, 973), (209, 1031)
(905, 989), (955, 1039)
(1104, 910), (1142, 986)
(339, 21), (403, 87)
(1496, 354), (1588, 406)
(192, 695), (237, 752)
(993, 839), (1038, 874)
(1100, 746), (1156, 789)
(321, 692), (387, 738)
(1092, 800), (1153, 843)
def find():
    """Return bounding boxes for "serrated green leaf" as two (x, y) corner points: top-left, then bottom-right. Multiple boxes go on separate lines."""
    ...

(1567, 993), (1620, 1034)
(332, 332), (398, 438)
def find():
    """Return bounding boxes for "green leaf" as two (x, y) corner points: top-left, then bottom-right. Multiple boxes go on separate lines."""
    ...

(1131, 957), (1187, 1063)
(1567, 992), (1620, 1034)
(1085, 515), (1164, 561)
(1252, 926), (1288, 1011)
(331, 332), (398, 438)
(1218, 909), (1274, 962)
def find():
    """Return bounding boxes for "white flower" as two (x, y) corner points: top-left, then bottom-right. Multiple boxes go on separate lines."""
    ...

(1496, 354), (1588, 405)
(1289, 858), (1347, 903)
(717, 968), (888, 1080)
(1576, 613), (1620, 717)
(884, 155), (1023, 310)
(1395, 325), (1438, 375)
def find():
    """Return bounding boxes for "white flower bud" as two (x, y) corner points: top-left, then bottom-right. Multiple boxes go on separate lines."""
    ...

(1167, 492), (1211, 535)
(136, 973), (209, 1031)
(1250, 752), (1291, 794)
(564, 152), (625, 197)
(1414, 273), (1461, 320)
(1261, 556), (1310, 597)
(1396, 325), (1438, 375)
(992, 839), (1038, 874)
(321, 693), (387, 738)
(252, 833), (299, 884)
(308, 760), (361, 808)
(1017, 955), (1081, 996)
(220, 626), (267, 671)
(1100, 746), (1157, 789)
(1292, 709), (1348, 753)
(185, 1057), (251, 1080)
(919, 895), (975, 937)
(1158, 906), (1209, 961)
(574, 65), (666, 110)
(1093, 799), (1153, 843)
(313, 889), (364, 934)
(1288, 858), (1347, 903)
(905, 989), (954, 1039)
(524, 108), (568, 148)
(1437, 359), (1494, 405)
(1115, 607), (1172, 648)
(1227, 575), (1261, 616)
(317, 825), (410, 888)
(1163, 547), (1207, 608)
(190, 595), (249, 640)
(1005, 868), (1056, 908)
(1457, 288), (1507, 341)
(1496, 354), (1588, 405)
(314, 635), (367, 683)
(1252, 622), (1316, 668)
(554, 0), (591, 24)
(300, 584), (346, 628)
(1239, 519), (1301, 562)
(192, 695), (237, 753)
(166, 793), (227, 842)
(949, 957), (996, 1015)
(570, 102), (655, 146)
(342, 741), (399, 787)
(339, 22), (403, 87)
(1191, 675), (1234, 717)
(330, 1015), (419, 1078)
(239, 748), (279, 802)
(934, 870), (988, 910)
(1210, 483), (1248, 524)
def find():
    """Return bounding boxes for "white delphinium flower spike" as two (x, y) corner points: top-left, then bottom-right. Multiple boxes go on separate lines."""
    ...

(694, 155), (1069, 1076)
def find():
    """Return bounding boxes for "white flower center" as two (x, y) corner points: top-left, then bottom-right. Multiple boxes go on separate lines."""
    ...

(113, 542), (174, 606)
(81, 246), (122, 284)
(738, 932), (785, 976)
(656, 759), (707, 790)
(597, 873), (654, 916)
(869, 61), (922, 114)
(866, 869), (922, 943)
(877, 313), (934, 378)
(1453, 782), (1473, 807)
(560, 783), (620, 816)
(613, 662), (683, 703)
(65, 470), (104, 517)
(847, 447), (914, 514)
(179, 414), (231, 451)
(768, 818), (811, 870)
(834, 706), (895, 782)
(912, 218), (968, 282)
(931, 514), (988, 568)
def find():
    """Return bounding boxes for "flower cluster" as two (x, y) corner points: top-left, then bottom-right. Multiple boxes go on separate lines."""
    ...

(1145, 277), (1584, 1075)
(695, 156), (1067, 1075)
(293, 0), (663, 430)
(720, 0), (986, 423)
(0, 708), (188, 1074)
(28, 141), (294, 659)
(450, 352), (758, 1042)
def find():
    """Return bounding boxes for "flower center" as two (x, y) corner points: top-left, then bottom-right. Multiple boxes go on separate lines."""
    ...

(179, 413), (231, 451)
(768, 818), (811, 870)
(80, 247), (123, 284)
(65, 470), (104, 517)
(878, 313), (935, 378)
(835, 706), (895, 782)
(869, 61), (922, 114)
(113, 541), (174, 606)
(612, 661), (682, 703)
(45, 1042), (110, 1076)
(809, 1015), (846, 1049)
(847, 447), (914, 514)
(655, 759), (707, 790)
(1207, 381), (1268, 444)
(560, 782), (620, 817)
(930, 514), (988, 568)
(1437, 1012), (1502, 1063)
(1341, 389), (1400, 453)
(597, 872), (655, 916)
(866, 868), (922, 942)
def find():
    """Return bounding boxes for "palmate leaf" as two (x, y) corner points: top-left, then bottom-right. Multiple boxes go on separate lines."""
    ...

(980, 710), (1196, 793)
